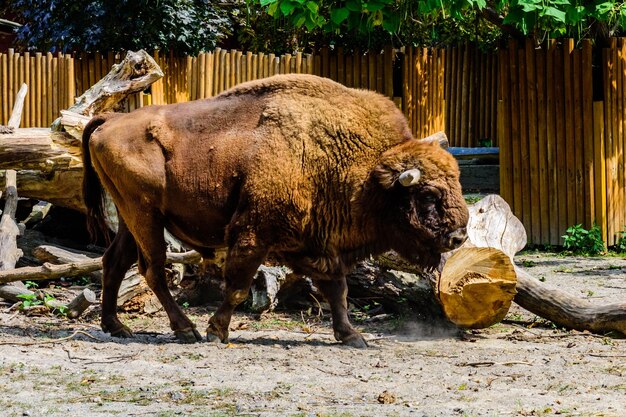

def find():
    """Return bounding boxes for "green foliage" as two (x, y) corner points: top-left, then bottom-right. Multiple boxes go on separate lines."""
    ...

(8, 0), (231, 54)
(17, 292), (67, 316)
(562, 223), (605, 255)
(24, 281), (39, 289)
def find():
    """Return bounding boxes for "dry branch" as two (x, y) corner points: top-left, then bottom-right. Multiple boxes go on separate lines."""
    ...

(0, 250), (201, 285)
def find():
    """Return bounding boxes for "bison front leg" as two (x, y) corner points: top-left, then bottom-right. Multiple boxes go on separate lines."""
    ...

(206, 229), (268, 344)
(316, 277), (368, 348)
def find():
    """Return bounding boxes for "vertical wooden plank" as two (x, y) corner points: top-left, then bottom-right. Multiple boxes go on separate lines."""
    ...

(581, 41), (595, 230)
(563, 39), (577, 231)
(376, 51), (383, 94)
(593, 101), (608, 243)
(1, 53), (7, 125)
(29, 54), (37, 126)
(7, 49), (14, 120)
(67, 54), (75, 109)
(268, 53), (276, 76)
(403, 48), (412, 132)
(454, 46), (463, 146)
(360, 53), (368, 89)
(553, 41), (568, 243)
(498, 47), (513, 207)
(22, 52), (30, 127)
(237, 51), (244, 85)
(525, 39), (540, 243)
(508, 39), (522, 222)
(330, 51), (337, 80)
(190, 57), (198, 100)
(467, 46), (476, 146)
(295, 51), (303, 75)
(353, 49), (360, 88)
(618, 39), (626, 239)
(572, 47), (585, 228)
(345, 55), (353, 88)
(35, 52), (42, 127)
(517, 44), (531, 239)
(337, 47), (344, 83)
(438, 49), (446, 132)
(46, 52), (54, 125)
(384, 46), (393, 98)
(321, 47), (329, 78)
(284, 53), (292, 75)
(413, 49), (419, 136)
(198, 53), (206, 99)
(52, 54), (59, 123)
(608, 38), (618, 243)
(536, 44), (550, 244)
(445, 47), (454, 143)
(460, 44), (470, 147)
(251, 53), (258, 81)
(546, 40), (559, 244)
(367, 52), (375, 91)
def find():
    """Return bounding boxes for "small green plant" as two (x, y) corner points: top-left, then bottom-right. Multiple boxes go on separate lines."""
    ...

(17, 293), (43, 309)
(562, 223), (605, 255)
(16, 293), (67, 316)
(24, 281), (39, 289)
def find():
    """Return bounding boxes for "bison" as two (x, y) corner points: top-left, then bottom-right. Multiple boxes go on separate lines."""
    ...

(82, 74), (469, 348)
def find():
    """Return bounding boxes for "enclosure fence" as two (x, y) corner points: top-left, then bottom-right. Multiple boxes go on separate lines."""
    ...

(2, 41), (626, 245)
(0, 47), (444, 138)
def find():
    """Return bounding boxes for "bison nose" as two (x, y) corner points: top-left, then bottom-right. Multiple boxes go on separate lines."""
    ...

(447, 227), (468, 249)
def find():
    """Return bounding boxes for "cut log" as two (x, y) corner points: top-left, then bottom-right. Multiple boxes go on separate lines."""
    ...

(438, 247), (516, 328)
(64, 288), (98, 318)
(0, 284), (34, 303)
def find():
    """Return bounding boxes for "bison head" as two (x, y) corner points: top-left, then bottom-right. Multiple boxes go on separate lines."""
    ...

(370, 139), (469, 269)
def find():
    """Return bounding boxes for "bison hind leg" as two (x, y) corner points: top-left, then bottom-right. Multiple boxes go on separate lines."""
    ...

(101, 219), (138, 338)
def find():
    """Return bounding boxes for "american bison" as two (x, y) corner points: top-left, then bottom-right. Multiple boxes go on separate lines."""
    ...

(82, 74), (468, 348)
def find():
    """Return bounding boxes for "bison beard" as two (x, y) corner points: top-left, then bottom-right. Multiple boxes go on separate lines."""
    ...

(82, 74), (469, 348)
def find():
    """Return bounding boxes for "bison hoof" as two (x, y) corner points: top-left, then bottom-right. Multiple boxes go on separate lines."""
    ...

(108, 325), (134, 339)
(206, 324), (228, 344)
(175, 327), (203, 344)
(341, 334), (369, 349)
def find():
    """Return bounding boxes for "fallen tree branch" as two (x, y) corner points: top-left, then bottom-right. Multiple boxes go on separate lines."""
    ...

(0, 250), (202, 285)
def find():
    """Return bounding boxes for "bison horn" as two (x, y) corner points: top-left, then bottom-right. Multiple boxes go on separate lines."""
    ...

(398, 169), (421, 186)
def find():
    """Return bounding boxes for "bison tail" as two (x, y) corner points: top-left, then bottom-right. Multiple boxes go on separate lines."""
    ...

(82, 115), (109, 242)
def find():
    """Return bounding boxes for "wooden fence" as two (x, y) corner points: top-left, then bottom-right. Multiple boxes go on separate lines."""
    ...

(445, 44), (499, 147)
(0, 47), (443, 138)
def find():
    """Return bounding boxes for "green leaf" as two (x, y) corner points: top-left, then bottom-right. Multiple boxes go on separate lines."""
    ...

(305, 1), (318, 14)
(259, 0), (276, 6)
(330, 7), (351, 24)
(543, 6), (567, 23)
(280, 1), (297, 16)
(346, 0), (363, 12)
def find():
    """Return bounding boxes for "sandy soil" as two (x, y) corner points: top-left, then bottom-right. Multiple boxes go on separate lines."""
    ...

(0, 253), (624, 417)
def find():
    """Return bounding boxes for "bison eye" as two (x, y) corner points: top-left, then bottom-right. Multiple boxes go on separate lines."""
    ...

(420, 187), (442, 204)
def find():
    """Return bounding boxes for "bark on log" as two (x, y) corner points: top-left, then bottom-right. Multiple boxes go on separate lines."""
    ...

(0, 284), (34, 303)
(0, 170), (22, 270)
(0, 170), (26, 299)
(514, 267), (626, 334)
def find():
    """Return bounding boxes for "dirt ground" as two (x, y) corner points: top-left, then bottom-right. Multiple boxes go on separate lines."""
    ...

(0, 252), (624, 417)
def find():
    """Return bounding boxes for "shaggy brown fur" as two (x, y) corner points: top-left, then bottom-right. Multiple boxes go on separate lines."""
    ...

(82, 74), (469, 347)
